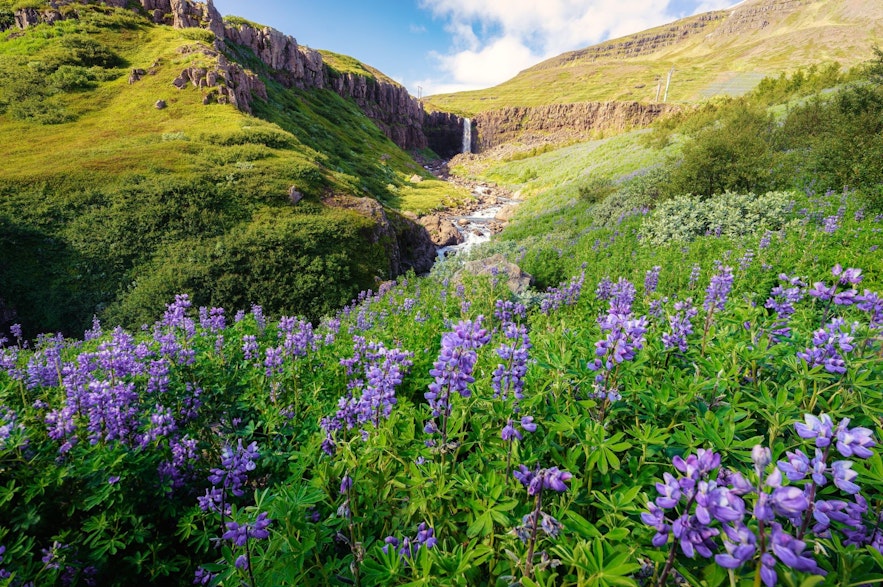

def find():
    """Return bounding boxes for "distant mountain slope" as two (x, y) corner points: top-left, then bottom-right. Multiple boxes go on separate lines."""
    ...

(425, 0), (883, 114)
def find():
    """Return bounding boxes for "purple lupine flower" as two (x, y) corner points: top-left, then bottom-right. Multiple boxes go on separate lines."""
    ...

(251, 304), (266, 333)
(759, 231), (772, 249)
(703, 264), (734, 313)
(241, 335), (258, 361)
(739, 250), (755, 272)
(688, 264), (701, 289)
(208, 439), (259, 498)
(494, 299), (526, 325)
(856, 290), (883, 329)
(769, 524), (825, 577)
(264, 346), (284, 378)
(541, 272), (585, 314)
(383, 522), (437, 559)
(835, 419), (876, 459)
(199, 306), (226, 333)
(424, 318), (490, 446)
(588, 308), (648, 403)
(644, 266), (661, 296)
(321, 338), (413, 453)
(822, 215), (839, 233)
(797, 318), (856, 374)
(765, 274), (805, 340)
(223, 512), (272, 547)
(595, 277), (613, 301)
(662, 298), (698, 353)
(794, 414), (835, 448)
(514, 464), (572, 495)
(491, 323), (530, 401)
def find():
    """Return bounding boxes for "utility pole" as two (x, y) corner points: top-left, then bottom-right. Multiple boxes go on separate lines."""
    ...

(663, 67), (674, 102)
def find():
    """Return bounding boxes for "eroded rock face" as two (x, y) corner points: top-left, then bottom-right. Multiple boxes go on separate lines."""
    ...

(424, 111), (465, 159)
(5, 0), (459, 153)
(472, 101), (679, 152)
(171, 45), (267, 113)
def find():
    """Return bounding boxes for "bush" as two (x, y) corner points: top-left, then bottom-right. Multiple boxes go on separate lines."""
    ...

(639, 190), (797, 245)
(664, 102), (779, 198)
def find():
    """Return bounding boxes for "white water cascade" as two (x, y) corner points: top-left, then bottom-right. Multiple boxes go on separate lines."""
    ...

(462, 118), (471, 154)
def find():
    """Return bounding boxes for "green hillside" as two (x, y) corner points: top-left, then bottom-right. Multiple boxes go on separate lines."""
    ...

(2, 67), (883, 585)
(425, 0), (883, 115)
(0, 2), (468, 336)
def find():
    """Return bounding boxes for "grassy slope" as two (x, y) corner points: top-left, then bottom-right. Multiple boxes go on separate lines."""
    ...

(0, 4), (467, 335)
(424, 0), (883, 115)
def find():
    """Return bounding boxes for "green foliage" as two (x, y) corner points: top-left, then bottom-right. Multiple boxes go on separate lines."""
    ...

(749, 62), (845, 106)
(664, 101), (779, 197)
(639, 190), (797, 246)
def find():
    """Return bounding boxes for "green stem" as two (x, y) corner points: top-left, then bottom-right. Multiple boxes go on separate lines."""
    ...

(523, 490), (543, 581)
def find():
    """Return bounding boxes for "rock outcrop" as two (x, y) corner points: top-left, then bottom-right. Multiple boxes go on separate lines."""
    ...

(419, 214), (464, 247)
(171, 45), (267, 113)
(472, 101), (678, 152)
(455, 255), (532, 295)
(324, 197), (437, 277)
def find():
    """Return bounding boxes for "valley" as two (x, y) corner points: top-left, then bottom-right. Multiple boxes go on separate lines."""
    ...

(1, 1), (882, 585)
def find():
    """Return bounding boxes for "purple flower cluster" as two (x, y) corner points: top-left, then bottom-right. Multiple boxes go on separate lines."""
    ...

(494, 299), (526, 325)
(512, 463), (572, 573)
(808, 264), (862, 307)
(540, 271), (585, 314)
(764, 274), (805, 340)
(0, 406), (23, 450)
(0, 545), (8, 580)
(703, 264), (734, 313)
(514, 465), (573, 496)
(797, 317), (856, 374)
(222, 512), (272, 570)
(382, 523), (437, 560)
(200, 439), (260, 513)
(588, 301), (648, 405)
(662, 299), (698, 353)
(644, 415), (878, 586)
(491, 323), (531, 402)
(688, 264), (702, 290)
(424, 318), (491, 447)
(277, 316), (316, 358)
(320, 337), (413, 454)
(644, 266), (661, 297)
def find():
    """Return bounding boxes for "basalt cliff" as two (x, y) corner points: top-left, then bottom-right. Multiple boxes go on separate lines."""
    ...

(2, 0), (678, 157)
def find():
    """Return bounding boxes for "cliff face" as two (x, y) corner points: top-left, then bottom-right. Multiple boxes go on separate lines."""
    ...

(542, 13), (726, 67)
(473, 102), (678, 151)
(4, 0), (433, 151)
(424, 111), (467, 159)
(712, 0), (820, 37)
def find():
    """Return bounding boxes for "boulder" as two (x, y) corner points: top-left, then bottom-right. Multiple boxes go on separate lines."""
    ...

(495, 204), (518, 222)
(419, 215), (463, 247)
(455, 254), (533, 295)
(155, 99), (167, 109)
(288, 186), (303, 205)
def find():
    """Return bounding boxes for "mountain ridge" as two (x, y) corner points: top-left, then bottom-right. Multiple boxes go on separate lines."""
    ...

(425, 0), (883, 114)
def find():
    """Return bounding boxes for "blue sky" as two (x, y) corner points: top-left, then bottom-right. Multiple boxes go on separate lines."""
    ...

(212, 0), (738, 96)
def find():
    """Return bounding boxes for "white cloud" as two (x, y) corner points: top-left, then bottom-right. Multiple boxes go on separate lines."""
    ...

(417, 0), (722, 94)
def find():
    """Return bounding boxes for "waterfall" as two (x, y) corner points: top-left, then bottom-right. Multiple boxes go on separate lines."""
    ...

(462, 118), (471, 154)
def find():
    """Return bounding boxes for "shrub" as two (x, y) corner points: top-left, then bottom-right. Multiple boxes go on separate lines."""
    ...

(639, 190), (797, 245)
(664, 102), (779, 198)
